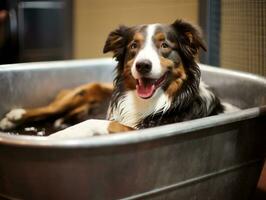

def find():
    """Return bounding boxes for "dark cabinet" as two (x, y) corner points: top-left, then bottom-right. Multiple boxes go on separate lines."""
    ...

(0, 0), (73, 64)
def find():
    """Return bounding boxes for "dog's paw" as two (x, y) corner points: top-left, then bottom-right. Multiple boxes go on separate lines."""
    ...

(6, 108), (26, 121)
(0, 108), (26, 131)
(0, 117), (17, 130)
(54, 118), (69, 129)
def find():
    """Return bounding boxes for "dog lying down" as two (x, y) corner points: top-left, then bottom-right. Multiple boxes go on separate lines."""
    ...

(0, 19), (239, 139)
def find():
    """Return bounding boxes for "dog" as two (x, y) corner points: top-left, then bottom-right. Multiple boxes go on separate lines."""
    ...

(0, 19), (238, 138)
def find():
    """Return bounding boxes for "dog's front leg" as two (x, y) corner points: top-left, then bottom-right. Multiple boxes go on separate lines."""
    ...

(48, 119), (134, 139)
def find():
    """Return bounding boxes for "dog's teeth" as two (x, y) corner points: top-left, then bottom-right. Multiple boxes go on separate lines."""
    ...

(139, 79), (144, 86)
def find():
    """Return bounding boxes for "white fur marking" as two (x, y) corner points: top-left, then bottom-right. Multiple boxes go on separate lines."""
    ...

(110, 89), (171, 128)
(199, 81), (240, 114)
(0, 108), (26, 130)
(54, 118), (68, 129)
(6, 108), (26, 121)
(0, 117), (16, 130)
(199, 82), (215, 113)
(131, 24), (163, 79)
(49, 119), (110, 139)
(222, 102), (240, 113)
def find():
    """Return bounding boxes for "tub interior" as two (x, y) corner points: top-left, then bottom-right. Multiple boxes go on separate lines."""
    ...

(0, 59), (265, 136)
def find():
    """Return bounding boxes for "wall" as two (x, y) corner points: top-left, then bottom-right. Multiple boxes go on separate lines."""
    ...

(221, 0), (266, 76)
(74, 0), (199, 59)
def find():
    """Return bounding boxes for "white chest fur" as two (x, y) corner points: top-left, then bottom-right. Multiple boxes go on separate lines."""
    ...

(109, 89), (171, 128)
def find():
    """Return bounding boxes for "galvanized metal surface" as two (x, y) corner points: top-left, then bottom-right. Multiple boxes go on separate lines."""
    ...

(0, 58), (265, 200)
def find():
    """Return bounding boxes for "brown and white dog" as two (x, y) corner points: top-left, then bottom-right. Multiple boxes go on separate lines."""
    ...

(0, 19), (236, 138)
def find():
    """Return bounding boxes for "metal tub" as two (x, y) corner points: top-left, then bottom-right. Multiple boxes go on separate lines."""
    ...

(0, 58), (265, 200)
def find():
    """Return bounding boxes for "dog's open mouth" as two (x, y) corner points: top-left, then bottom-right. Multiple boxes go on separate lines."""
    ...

(136, 73), (167, 99)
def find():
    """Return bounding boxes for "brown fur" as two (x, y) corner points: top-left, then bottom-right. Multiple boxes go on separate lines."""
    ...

(159, 56), (187, 98)
(132, 32), (145, 44)
(16, 83), (113, 123)
(165, 63), (187, 98)
(155, 32), (166, 42)
(160, 56), (175, 70)
(123, 59), (136, 90)
(108, 121), (134, 134)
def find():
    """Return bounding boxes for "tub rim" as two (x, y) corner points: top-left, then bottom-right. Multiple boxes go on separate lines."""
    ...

(0, 107), (264, 148)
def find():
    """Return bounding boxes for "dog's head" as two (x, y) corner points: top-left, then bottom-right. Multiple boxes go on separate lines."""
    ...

(103, 19), (206, 100)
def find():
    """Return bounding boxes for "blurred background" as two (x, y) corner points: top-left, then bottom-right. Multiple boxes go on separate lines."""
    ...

(0, 0), (265, 77)
(0, 0), (265, 198)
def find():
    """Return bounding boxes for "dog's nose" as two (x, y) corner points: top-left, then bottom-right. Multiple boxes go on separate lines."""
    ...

(136, 60), (152, 75)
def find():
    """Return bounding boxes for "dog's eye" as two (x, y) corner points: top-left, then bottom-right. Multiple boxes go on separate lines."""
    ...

(161, 42), (169, 49)
(130, 42), (138, 49)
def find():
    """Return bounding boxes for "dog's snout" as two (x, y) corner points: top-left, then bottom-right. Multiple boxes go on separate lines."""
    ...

(136, 60), (152, 75)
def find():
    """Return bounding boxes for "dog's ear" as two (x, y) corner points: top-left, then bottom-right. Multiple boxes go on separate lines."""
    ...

(171, 19), (206, 57)
(103, 25), (130, 61)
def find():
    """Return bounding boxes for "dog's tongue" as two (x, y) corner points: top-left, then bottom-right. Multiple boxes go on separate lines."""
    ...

(136, 79), (156, 99)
